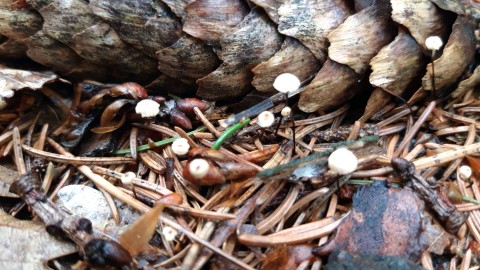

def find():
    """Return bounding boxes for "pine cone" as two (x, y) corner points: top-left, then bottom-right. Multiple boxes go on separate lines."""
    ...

(0, 0), (478, 118)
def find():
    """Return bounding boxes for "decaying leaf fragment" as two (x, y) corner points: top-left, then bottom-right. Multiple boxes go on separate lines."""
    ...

(0, 209), (77, 269)
(250, 0), (284, 23)
(0, 66), (57, 99)
(278, 0), (351, 62)
(422, 16), (476, 92)
(0, 165), (19, 198)
(262, 245), (315, 270)
(313, 181), (448, 262)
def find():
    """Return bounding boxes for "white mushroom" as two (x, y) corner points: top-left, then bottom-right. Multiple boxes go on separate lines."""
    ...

(135, 99), (160, 118)
(189, 158), (209, 179)
(273, 73), (301, 93)
(425, 36), (443, 51)
(120, 171), (136, 185)
(257, 111), (275, 128)
(281, 106), (292, 117)
(172, 138), (190, 156)
(328, 148), (358, 175)
(458, 165), (472, 180)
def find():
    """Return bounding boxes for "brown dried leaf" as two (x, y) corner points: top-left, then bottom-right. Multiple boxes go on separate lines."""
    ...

(218, 9), (283, 65)
(156, 35), (220, 83)
(327, 5), (394, 74)
(313, 181), (429, 261)
(451, 65), (480, 98)
(0, 66), (57, 98)
(391, 0), (449, 51)
(278, 0), (351, 62)
(252, 38), (320, 92)
(183, 0), (249, 46)
(119, 204), (165, 256)
(89, 0), (182, 57)
(422, 16), (476, 92)
(298, 59), (362, 113)
(0, 209), (77, 269)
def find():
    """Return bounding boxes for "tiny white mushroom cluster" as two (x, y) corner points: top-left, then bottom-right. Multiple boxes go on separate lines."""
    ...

(172, 138), (190, 156)
(328, 148), (358, 175)
(135, 99), (160, 118)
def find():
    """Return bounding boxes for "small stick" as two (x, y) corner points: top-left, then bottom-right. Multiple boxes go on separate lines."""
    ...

(194, 107), (221, 137)
(23, 144), (136, 165)
(174, 126), (198, 148)
(13, 128), (26, 174)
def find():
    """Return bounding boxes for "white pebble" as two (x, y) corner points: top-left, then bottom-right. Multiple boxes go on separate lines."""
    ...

(328, 148), (358, 175)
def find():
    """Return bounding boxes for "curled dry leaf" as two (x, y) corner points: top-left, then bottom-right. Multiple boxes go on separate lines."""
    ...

(390, 0), (448, 51)
(278, 0), (351, 62)
(156, 35), (220, 84)
(451, 65), (480, 98)
(252, 38), (320, 92)
(183, 0), (249, 46)
(0, 209), (77, 269)
(422, 16), (476, 92)
(119, 203), (165, 256)
(298, 59), (362, 113)
(327, 5), (394, 75)
(313, 181), (436, 262)
(0, 66), (57, 98)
